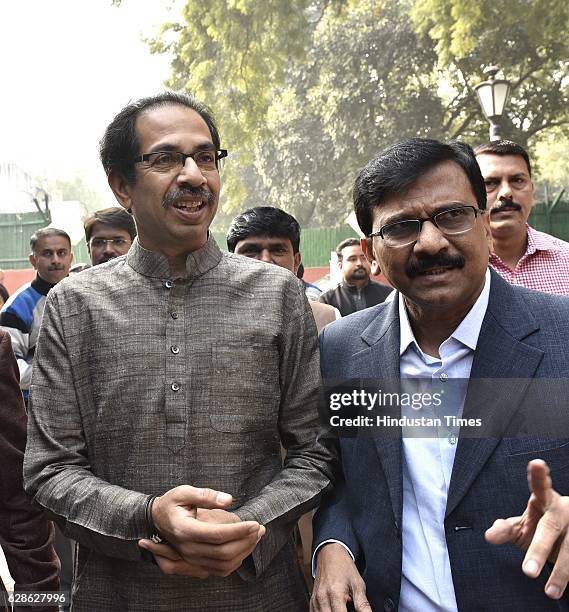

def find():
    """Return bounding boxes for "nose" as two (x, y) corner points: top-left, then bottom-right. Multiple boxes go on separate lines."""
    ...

(496, 178), (513, 203)
(413, 219), (449, 255)
(177, 157), (207, 187)
(259, 249), (273, 264)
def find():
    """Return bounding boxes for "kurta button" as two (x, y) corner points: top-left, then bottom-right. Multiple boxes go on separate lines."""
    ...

(171, 311), (179, 319)
(171, 382), (180, 391)
(164, 280), (174, 289)
(439, 371), (448, 381)
(171, 345), (180, 355)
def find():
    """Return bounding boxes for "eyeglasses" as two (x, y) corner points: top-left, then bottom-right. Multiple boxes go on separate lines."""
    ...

(132, 149), (228, 172)
(90, 238), (131, 249)
(368, 205), (484, 248)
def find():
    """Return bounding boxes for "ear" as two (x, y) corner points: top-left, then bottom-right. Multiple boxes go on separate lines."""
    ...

(293, 252), (301, 275)
(108, 171), (134, 211)
(360, 237), (376, 263)
(28, 253), (37, 270)
(482, 212), (493, 254)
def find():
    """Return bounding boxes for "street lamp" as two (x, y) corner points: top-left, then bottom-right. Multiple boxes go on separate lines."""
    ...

(474, 66), (511, 141)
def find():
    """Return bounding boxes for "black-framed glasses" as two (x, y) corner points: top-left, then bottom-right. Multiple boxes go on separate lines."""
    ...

(132, 149), (228, 172)
(368, 205), (484, 248)
(90, 238), (131, 249)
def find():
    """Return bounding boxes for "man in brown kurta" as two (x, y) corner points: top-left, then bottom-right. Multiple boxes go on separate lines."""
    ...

(23, 92), (335, 611)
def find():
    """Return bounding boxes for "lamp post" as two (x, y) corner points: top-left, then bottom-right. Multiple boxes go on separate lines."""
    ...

(474, 66), (511, 141)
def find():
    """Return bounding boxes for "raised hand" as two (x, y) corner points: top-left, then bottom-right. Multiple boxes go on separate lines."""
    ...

(485, 459), (569, 600)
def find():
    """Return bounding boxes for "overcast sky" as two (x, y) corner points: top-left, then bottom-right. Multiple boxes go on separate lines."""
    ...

(0, 0), (182, 200)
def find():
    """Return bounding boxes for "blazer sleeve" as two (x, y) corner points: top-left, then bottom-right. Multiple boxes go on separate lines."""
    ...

(23, 292), (152, 562)
(0, 331), (60, 605)
(312, 324), (360, 562)
(312, 465), (360, 562)
(234, 279), (338, 578)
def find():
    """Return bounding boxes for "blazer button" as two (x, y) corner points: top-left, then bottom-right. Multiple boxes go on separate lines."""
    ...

(164, 280), (174, 289)
(170, 345), (180, 354)
(171, 382), (180, 392)
(384, 597), (395, 612)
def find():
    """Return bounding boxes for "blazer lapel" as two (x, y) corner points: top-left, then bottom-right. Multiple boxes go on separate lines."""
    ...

(446, 272), (544, 517)
(351, 297), (404, 527)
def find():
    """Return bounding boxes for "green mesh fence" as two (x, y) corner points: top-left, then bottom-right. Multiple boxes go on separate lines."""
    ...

(2, 202), (568, 271)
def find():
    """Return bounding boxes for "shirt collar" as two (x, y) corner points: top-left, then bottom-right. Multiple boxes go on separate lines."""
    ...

(526, 224), (562, 254)
(126, 233), (223, 280)
(341, 279), (369, 291)
(399, 268), (491, 356)
(32, 273), (57, 296)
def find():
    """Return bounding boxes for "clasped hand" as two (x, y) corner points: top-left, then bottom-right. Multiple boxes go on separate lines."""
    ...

(138, 485), (265, 578)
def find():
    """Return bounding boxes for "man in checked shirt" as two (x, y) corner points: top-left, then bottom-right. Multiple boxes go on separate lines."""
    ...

(475, 140), (569, 295)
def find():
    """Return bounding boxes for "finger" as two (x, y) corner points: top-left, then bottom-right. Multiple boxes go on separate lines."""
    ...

(527, 460), (553, 511)
(522, 510), (566, 578)
(545, 532), (569, 600)
(180, 519), (263, 546)
(311, 581), (343, 612)
(195, 508), (239, 524)
(352, 583), (372, 611)
(171, 485), (234, 509)
(152, 554), (210, 579)
(138, 539), (181, 561)
(179, 529), (263, 566)
(318, 582), (351, 612)
(309, 592), (330, 612)
(485, 516), (522, 545)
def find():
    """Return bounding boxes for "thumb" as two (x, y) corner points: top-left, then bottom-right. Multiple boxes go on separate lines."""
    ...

(171, 485), (233, 509)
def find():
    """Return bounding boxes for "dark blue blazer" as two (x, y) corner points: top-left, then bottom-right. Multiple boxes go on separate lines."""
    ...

(314, 270), (569, 612)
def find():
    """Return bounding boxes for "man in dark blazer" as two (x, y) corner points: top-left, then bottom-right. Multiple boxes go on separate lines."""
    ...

(0, 330), (59, 611)
(312, 138), (569, 611)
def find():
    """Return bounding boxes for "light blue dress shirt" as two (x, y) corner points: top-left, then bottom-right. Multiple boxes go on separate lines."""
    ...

(398, 269), (490, 611)
(313, 269), (491, 611)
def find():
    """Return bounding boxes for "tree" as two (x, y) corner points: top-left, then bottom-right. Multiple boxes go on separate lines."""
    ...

(411, 0), (569, 146)
(41, 174), (104, 215)
(150, 0), (569, 227)
(255, 0), (445, 225)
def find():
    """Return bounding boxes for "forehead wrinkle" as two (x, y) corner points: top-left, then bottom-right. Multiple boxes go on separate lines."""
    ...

(136, 106), (213, 152)
(239, 236), (290, 247)
(147, 140), (215, 155)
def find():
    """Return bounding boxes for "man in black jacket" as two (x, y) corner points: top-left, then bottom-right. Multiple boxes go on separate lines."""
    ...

(319, 238), (392, 316)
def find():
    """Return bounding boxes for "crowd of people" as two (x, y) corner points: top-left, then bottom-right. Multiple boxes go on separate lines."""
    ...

(1, 91), (569, 612)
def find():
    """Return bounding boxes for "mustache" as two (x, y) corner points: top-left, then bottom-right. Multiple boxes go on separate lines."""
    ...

(490, 198), (522, 215)
(47, 265), (64, 271)
(162, 186), (214, 209)
(406, 253), (466, 279)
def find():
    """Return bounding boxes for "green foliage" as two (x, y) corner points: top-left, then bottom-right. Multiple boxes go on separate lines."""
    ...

(411, 0), (569, 144)
(42, 174), (104, 214)
(150, 0), (569, 228)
